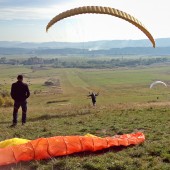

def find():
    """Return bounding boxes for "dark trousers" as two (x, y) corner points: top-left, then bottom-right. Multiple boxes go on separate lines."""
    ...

(13, 101), (27, 124)
(92, 100), (96, 106)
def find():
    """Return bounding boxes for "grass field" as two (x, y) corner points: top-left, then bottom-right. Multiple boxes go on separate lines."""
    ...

(0, 64), (170, 170)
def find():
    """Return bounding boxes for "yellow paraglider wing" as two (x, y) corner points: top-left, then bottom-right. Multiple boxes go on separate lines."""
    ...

(0, 138), (30, 148)
(46, 6), (155, 48)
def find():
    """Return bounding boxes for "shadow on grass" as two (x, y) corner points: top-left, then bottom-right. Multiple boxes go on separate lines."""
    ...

(28, 110), (92, 123)
(0, 109), (92, 125)
(46, 99), (69, 104)
(0, 145), (133, 170)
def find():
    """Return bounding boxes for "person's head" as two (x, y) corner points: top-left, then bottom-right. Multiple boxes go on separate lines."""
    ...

(17, 75), (23, 82)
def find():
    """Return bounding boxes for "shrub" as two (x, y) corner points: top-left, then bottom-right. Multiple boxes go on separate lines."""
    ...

(4, 97), (13, 107)
(0, 96), (4, 107)
(0, 89), (10, 97)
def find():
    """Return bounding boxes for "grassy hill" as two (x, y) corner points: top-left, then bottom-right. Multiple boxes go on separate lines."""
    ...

(0, 65), (170, 169)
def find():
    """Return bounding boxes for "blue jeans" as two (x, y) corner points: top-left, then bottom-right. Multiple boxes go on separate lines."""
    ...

(13, 101), (27, 124)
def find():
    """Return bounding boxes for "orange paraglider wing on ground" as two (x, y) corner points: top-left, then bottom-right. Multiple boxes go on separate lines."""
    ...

(0, 132), (145, 166)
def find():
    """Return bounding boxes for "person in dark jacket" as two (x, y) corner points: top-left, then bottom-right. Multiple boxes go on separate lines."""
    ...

(88, 92), (99, 106)
(10, 75), (30, 126)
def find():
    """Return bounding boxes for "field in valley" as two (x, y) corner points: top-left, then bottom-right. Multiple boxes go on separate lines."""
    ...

(0, 64), (170, 170)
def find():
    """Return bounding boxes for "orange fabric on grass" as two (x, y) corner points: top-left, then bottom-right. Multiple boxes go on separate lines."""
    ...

(0, 132), (145, 166)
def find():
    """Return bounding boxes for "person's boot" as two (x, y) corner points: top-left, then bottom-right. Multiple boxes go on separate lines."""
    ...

(10, 123), (17, 128)
(22, 122), (26, 125)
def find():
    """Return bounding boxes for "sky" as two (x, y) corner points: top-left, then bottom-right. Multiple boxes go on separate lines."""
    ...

(0, 0), (170, 43)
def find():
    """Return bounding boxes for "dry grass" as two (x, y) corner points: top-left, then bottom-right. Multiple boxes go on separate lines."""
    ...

(0, 65), (170, 169)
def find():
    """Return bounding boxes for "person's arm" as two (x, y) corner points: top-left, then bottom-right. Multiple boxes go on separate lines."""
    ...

(10, 84), (15, 100)
(26, 85), (30, 98)
(88, 92), (92, 97)
(96, 92), (99, 96)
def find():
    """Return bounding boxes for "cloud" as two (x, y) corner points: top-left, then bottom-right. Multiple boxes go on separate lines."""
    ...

(0, 7), (58, 20)
(0, 0), (69, 7)
(0, 0), (80, 20)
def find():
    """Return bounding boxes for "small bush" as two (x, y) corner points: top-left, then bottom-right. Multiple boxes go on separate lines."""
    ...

(4, 97), (13, 107)
(0, 89), (9, 97)
(0, 96), (4, 106)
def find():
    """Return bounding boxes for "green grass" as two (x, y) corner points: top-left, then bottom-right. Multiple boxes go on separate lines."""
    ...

(0, 65), (170, 169)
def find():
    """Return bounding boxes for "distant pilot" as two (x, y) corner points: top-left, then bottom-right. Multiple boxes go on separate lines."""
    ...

(88, 92), (99, 106)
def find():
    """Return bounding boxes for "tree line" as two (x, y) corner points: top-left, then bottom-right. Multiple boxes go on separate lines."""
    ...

(0, 56), (169, 68)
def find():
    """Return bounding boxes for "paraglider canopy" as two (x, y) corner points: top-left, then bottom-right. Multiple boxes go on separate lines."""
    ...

(150, 81), (167, 89)
(46, 6), (156, 48)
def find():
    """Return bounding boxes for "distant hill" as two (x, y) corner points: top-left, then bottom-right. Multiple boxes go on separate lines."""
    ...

(0, 38), (170, 56)
(1, 47), (170, 56)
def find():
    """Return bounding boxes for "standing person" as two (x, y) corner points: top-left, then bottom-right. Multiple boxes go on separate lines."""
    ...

(10, 75), (30, 127)
(88, 92), (99, 106)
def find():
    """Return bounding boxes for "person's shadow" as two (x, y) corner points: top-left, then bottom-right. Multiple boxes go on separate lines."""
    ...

(0, 109), (92, 125)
